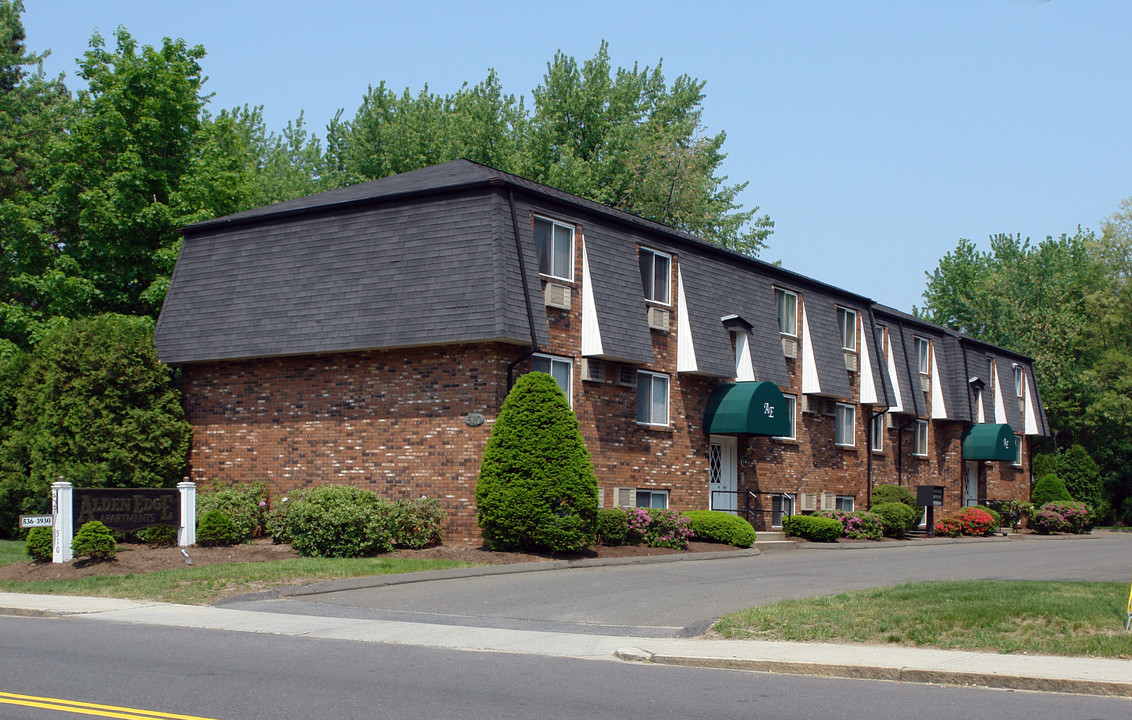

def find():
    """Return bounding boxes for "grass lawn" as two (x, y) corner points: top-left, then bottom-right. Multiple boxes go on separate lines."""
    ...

(0, 539), (472, 605)
(714, 580), (1132, 658)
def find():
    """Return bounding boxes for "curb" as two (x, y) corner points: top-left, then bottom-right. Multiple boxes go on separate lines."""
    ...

(613, 649), (1132, 698)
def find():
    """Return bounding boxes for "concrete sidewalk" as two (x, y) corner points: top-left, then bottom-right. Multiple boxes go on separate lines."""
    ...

(3, 591), (1130, 698)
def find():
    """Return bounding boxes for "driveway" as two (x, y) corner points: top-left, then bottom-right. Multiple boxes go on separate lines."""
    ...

(223, 534), (1132, 637)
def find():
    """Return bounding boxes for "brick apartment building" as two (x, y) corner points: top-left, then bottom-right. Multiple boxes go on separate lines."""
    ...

(154, 160), (1050, 541)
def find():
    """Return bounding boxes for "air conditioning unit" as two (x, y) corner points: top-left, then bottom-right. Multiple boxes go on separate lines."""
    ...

(613, 487), (636, 508)
(647, 306), (670, 332)
(1017, 398), (1025, 415)
(782, 337), (798, 359)
(544, 283), (571, 310)
(821, 493), (838, 511)
(616, 364), (637, 387)
(580, 358), (605, 383)
(885, 413), (897, 429)
(844, 352), (858, 373)
(798, 493), (817, 512)
(806, 397), (836, 416)
(919, 375), (930, 393)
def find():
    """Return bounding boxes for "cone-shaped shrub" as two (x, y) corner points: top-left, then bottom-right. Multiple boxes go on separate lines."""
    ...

(476, 372), (598, 553)
(1031, 474), (1072, 507)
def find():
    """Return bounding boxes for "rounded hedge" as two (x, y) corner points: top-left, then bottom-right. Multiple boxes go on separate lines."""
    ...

(596, 508), (630, 546)
(476, 372), (598, 553)
(782, 515), (842, 543)
(1031, 474), (1072, 507)
(71, 520), (117, 560)
(685, 510), (757, 547)
(25, 526), (52, 562)
(871, 502), (919, 538)
(285, 485), (395, 558)
(197, 510), (241, 547)
(196, 481), (267, 543)
(872, 484), (918, 511)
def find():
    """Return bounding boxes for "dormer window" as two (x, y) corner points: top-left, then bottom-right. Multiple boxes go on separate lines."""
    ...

(534, 216), (574, 282)
(1014, 365), (1024, 399)
(837, 307), (857, 351)
(638, 247), (671, 304)
(775, 289), (797, 336)
(915, 336), (930, 375)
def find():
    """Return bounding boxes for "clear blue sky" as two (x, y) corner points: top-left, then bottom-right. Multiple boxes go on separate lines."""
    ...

(22, 1), (1132, 313)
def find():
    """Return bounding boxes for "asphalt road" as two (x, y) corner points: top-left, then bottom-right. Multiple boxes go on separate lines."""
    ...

(3, 615), (1130, 720)
(225, 534), (1132, 636)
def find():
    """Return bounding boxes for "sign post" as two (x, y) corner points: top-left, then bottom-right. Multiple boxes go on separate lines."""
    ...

(916, 485), (945, 537)
(51, 480), (73, 563)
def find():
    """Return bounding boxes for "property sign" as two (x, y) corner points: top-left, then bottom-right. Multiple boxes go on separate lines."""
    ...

(916, 485), (944, 507)
(19, 515), (53, 528)
(72, 488), (180, 532)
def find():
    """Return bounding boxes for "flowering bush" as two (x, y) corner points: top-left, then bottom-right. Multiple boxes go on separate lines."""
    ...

(624, 507), (693, 550)
(1031, 509), (1066, 534)
(816, 509), (883, 540)
(1040, 501), (1090, 534)
(934, 507), (997, 537)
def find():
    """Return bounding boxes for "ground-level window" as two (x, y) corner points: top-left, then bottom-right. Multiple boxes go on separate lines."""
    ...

(835, 403), (855, 447)
(636, 490), (669, 509)
(636, 370), (669, 426)
(835, 496), (855, 512)
(913, 419), (929, 456)
(1013, 434), (1023, 467)
(533, 215), (575, 281)
(775, 394), (797, 440)
(638, 247), (671, 305)
(771, 494), (794, 528)
(870, 413), (884, 452)
(532, 354), (572, 407)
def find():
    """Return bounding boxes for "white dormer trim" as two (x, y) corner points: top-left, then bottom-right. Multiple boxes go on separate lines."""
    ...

(886, 339), (904, 413)
(993, 364), (1008, 424)
(1023, 373), (1040, 435)
(975, 388), (986, 424)
(930, 345), (948, 419)
(734, 331), (755, 381)
(580, 236), (604, 357)
(859, 320), (878, 404)
(801, 301), (821, 395)
(676, 266), (697, 373)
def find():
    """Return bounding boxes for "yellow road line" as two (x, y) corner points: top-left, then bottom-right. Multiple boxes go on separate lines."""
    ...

(0, 691), (224, 720)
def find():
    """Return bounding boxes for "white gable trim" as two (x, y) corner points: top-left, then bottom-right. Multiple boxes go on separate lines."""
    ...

(676, 266), (698, 372)
(1023, 374), (1040, 435)
(886, 339), (904, 413)
(930, 345), (948, 419)
(734, 332), (755, 381)
(993, 365), (1008, 424)
(859, 321), (878, 404)
(580, 236), (604, 357)
(801, 301), (821, 395)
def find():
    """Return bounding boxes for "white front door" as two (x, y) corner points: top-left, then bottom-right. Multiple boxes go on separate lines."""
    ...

(709, 435), (738, 513)
(964, 461), (979, 507)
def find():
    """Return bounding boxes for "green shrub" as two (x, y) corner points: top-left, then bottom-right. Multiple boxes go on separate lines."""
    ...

(285, 485), (395, 558)
(71, 520), (117, 560)
(782, 515), (842, 542)
(685, 510), (757, 547)
(985, 499), (1023, 529)
(596, 507), (630, 546)
(138, 525), (177, 547)
(1058, 445), (1103, 508)
(871, 502), (919, 538)
(475, 372), (598, 553)
(1031, 474), (1072, 507)
(1121, 497), (1132, 527)
(197, 510), (240, 547)
(265, 492), (300, 545)
(197, 481), (267, 543)
(25, 526), (52, 562)
(871, 484), (918, 511)
(391, 497), (445, 549)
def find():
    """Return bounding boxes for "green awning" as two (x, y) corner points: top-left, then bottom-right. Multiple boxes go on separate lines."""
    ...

(704, 382), (791, 436)
(962, 423), (1018, 461)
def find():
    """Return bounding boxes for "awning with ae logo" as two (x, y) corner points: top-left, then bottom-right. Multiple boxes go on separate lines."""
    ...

(703, 381), (791, 436)
(962, 423), (1017, 461)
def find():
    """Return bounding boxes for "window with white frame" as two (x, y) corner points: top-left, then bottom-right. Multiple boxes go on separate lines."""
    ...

(638, 248), (671, 305)
(835, 403), (856, 447)
(771, 494), (794, 528)
(636, 371), (669, 426)
(835, 496), (855, 512)
(913, 419), (929, 456)
(775, 289), (797, 336)
(875, 323), (887, 353)
(987, 357), (995, 389)
(837, 307), (857, 351)
(1014, 365), (1024, 398)
(636, 489), (669, 509)
(532, 354), (572, 406)
(533, 216), (574, 281)
(916, 336), (930, 375)
(775, 394), (797, 440)
(870, 413), (884, 452)
(1013, 434), (1023, 467)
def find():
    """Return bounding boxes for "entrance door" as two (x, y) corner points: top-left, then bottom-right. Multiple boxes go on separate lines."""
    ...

(964, 461), (980, 507)
(708, 435), (737, 513)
